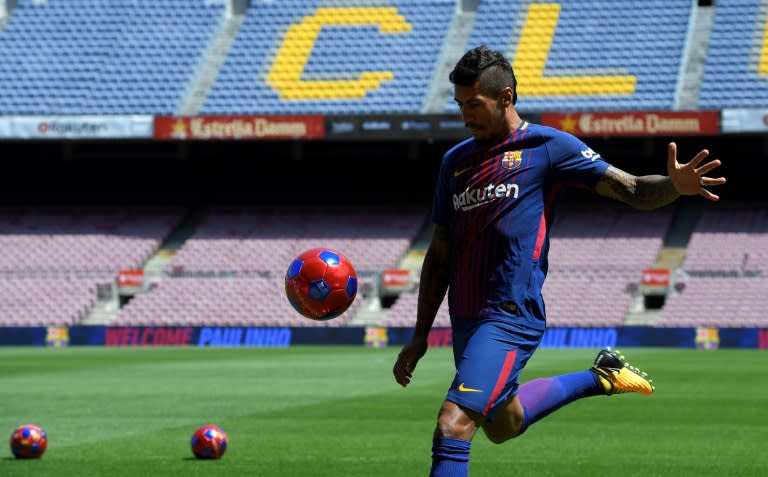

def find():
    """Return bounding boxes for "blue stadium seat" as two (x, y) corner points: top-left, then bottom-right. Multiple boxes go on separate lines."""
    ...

(201, 0), (454, 115)
(452, 0), (693, 113)
(698, 0), (768, 109)
(0, 0), (225, 114)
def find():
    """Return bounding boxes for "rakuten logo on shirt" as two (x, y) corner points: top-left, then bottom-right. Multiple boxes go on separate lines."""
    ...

(452, 183), (519, 211)
(581, 147), (601, 161)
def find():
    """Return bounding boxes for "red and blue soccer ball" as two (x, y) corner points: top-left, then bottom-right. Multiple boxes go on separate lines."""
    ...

(190, 424), (228, 460)
(9, 424), (47, 459)
(285, 247), (358, 321)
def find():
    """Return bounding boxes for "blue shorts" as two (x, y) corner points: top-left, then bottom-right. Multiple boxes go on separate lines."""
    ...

(445, 316), (544, 420)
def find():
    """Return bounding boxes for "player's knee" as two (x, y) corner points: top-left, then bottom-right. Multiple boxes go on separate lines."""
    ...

(434, 402), (479, 440)
(480, 412), (523, 444)
(482, 426), (515, 445)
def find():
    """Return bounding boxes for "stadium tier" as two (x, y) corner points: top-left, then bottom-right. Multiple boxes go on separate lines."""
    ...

(0, 208), (183, 326)
(0, 0), (763, 114)
(698, 0), (768, 109)
(546, 205), (673, 271)
(652, 203), (768, 328)
(450, 0), (693, 113)
(0, 208), (183, 273)
(202, 0), (455, 114)
(0, 0), (225, 114)
(681, 203), (768, 273)
(656, 275), (768, 327)
(0, 201), (765, 328)
(0, 278), (97, 326)
(167, 207), (427, 274)
(0, 1), (764, 330)
(381, 287), (450, 327)
(0, 206), (425, 327)
(111, 276), (361, 327)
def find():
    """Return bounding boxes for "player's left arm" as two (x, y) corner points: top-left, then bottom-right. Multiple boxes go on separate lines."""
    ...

(595, 142), (726, 209)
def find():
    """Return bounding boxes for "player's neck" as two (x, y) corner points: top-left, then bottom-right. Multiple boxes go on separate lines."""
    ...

(507, 110), (523, 131)
(479, 112), (524, 145)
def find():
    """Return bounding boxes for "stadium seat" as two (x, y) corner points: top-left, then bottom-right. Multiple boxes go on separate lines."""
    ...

(0, 0), (225, 114)
(448, 0), (693, 113)
(201, 0), (454, 115)
(698, 0), (768, 109)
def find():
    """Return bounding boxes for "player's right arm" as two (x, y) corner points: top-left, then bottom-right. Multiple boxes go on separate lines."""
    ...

(393, 224), (450, 387)
(595, 142), (725, 209)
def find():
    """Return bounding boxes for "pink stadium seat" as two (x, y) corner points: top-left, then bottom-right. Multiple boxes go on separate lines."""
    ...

(683, 203), (768, 273)
(112, 276), (362, 327)
(0, 208), (184, 327)
(168, 207), (427, 273)
(0, 208), (183, 273)
(0, 278), (98, 326)
(656, 276), (768, 327)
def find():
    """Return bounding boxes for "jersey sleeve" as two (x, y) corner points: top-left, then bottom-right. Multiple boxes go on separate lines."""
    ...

(547, 129), (611, 189)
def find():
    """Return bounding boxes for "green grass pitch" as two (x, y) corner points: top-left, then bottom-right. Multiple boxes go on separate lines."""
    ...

(1, 346), (767, 476)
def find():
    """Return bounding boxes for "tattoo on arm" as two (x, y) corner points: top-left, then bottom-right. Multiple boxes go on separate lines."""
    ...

(596, 166), (679, 210)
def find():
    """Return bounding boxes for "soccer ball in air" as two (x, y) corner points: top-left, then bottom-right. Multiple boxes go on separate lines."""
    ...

(285, 247), (358, 320)
(9, 424), (47, 459)
(190, 424), (228, 460)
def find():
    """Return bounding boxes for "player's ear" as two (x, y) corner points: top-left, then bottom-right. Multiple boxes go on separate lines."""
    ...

(500, 87), (513, 107)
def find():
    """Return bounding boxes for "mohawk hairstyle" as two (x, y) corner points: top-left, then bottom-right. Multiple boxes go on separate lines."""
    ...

(449, 45), (518, 105)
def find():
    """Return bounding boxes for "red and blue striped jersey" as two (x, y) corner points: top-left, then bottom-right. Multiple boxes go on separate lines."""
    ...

(431, 121), (610, 323)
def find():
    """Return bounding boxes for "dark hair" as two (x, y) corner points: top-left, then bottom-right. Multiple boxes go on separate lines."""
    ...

(449, 45), (517, 105)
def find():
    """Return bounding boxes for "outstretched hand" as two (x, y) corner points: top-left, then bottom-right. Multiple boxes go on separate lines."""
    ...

(667, 142), (726, 201)
(393, 339), (428, 387)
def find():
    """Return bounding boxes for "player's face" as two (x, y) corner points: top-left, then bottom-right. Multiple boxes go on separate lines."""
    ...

(454, 81), (507, 142)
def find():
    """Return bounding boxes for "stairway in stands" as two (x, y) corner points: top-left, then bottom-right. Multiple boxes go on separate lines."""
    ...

(623, 198), (704, 326)
(80, 208), (208, 325)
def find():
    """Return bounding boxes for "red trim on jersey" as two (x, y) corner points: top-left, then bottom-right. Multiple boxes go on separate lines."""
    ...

(483, 349), (518, 416)
(531, 183), (562, 261)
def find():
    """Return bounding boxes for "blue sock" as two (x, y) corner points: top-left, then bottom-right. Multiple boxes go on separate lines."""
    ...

(429, 437), (471, 477)
(517, 370), (602, 435)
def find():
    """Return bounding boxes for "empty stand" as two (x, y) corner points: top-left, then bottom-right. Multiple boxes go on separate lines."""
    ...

(168, 207), (427, 273)
(112, 276), (361, 327)
(0, 0), (225, 114)
(447, 0), (693, 114)
(202, 0), (454, 114)
(681, 203), (768, 272)
(656, 275), (768, 327)
(0, 208), (183, 273)
(698, 0), (768, 109)
(547, 204), (673, 271)
(380, 288), (450, 328)
(542, 269), (637, 327)
(107, 206), (425, 327)
(0, 278), (97, 326)
(0, 207), (182, 326)
(0, 0), (733, 114)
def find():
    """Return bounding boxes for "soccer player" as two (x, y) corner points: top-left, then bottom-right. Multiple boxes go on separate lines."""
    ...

(392, 45), (726, 477)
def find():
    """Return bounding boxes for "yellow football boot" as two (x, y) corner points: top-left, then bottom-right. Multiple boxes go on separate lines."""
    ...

(591, 347), (655, 396)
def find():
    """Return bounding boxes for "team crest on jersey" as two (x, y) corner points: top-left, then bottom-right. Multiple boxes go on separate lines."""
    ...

(501, 150), (522, 170)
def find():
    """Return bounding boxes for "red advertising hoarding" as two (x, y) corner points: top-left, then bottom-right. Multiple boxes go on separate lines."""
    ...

(154, 115), (325, 140)
(382, 268), (411, 287)
(117, 269), (145, 288)
(641, 268), (670, 287)
(540, 111), (719, 136)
